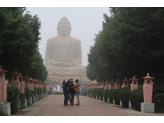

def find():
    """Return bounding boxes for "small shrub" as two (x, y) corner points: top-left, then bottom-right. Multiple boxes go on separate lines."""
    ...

(103, 89), (109, 102)
(87, 88), (92, 96)
(120, 88), (130, 108)
(19, 93), (25, 109)
(129, 89), (143, 111)
(153, 93), (164, 113)
(108, 89), (114, 103)
(111, 89), (121, 105)
(34, 87), (37, 96)
(25, 87), (30, 100)
(95, 88), (101, 99)
(43, 87), (46, 93)
(91, 88), (97, 98)
(100, 88), (104, 100)
(7, 86), (20, 114)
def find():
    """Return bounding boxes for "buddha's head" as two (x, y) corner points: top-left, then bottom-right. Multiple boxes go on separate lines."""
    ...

(57, 17), (71, 36)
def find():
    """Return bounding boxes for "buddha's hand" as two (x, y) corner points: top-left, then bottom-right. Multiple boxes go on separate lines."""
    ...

(63, 62), (73, 67)
(57, 62), (73, 67)
(51, 62), (63, 66)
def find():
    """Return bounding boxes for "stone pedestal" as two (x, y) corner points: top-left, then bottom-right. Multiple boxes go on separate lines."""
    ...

(113, 99), (115, 104)
(107, 97), (109, 103)
(24, 99), (27, 108)
(129, 101), (133, 109)
(120, 100), (122, 107)
(0, 102), (11, 116)
(141, 102), (154, 113)
(28, 97), (32, 105)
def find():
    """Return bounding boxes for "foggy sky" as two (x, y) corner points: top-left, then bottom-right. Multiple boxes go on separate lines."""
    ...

(26, 7), (111, 66)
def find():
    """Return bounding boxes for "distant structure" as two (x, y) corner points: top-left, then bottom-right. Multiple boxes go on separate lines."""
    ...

(45, 17), (91, 88)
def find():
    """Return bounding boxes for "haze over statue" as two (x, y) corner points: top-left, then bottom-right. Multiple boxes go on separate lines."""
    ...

(45, 17), (86, 75)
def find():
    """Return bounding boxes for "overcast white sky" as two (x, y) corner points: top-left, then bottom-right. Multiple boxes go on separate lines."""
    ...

(26, 7), (111, 66)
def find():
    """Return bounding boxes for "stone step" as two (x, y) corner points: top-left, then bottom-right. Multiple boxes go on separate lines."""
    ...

(48, 92), (64, 95)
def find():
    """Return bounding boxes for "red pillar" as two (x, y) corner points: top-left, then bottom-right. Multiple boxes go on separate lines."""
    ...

(19, 74), (24, 93)
(122, 77), (129, 89)
(130, 75), (139, 91)
(0, 65), (8, 103)
(24, 75), (30, 90)
(11, 69), (21, 90)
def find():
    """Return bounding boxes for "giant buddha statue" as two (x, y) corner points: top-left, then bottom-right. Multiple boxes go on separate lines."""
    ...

(45, 17), (86, 75)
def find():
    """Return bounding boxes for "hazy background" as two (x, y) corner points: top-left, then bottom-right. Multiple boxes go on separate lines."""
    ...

(26, 7), (111, 66)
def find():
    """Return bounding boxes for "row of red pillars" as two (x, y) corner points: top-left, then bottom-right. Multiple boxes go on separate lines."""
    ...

(0, 66), (49, 103)
(87, 73), (154, 103)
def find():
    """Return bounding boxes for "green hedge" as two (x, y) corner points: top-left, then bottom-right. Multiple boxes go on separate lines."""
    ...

(120, 88), (130, 108)
(43, 87), (46, 93)
(100, 88), (104, 100)
(110, 89), (121, 105)
(108, 89), (114, 103)
(25, 87), (30, 100)
(7, 86), (20, 114)
(19, 93), (25, 109)
(95, 88), (101, 99)
(34, 87), (37, 96)
(153, 93), (164, 113)
(129, 89), (143, 111)
(103, 89), (109, 102)
(87, 88), (92, 96)
(91, 88), (97, 98)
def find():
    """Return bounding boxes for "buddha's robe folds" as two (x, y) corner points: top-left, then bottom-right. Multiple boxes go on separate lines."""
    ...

(45, 36), (86, 75)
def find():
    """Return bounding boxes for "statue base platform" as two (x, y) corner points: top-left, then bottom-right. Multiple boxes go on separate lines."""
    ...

(45, 65), (86, 75)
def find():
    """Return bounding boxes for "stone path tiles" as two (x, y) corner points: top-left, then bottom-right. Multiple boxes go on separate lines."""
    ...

(36, 95), (164, 116)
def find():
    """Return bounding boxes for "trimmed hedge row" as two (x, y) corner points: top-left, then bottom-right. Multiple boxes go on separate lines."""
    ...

(153, 93), (164, 113)
(87, 88), (164, 113)
(7, 86), (46, 114)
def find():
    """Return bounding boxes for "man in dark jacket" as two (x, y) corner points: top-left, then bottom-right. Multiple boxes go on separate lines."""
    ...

(63, 79), (73, 106)
(63, 80), (67, 106)
(68, 81), (75, 106)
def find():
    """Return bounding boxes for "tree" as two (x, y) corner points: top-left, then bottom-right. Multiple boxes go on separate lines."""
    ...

(87, 7), (164, 87)
(0, 7), (48, 82)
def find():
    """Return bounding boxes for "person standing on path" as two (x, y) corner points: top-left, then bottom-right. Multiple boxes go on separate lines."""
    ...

(71, 79), (80, 105)
(63, 79), (72, 106)
(62, 80), (67, 105)
(68, 81), (75, 106)
(84, 86), (87, 97)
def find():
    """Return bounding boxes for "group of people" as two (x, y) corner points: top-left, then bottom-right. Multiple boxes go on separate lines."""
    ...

(63, 79), (80, 106)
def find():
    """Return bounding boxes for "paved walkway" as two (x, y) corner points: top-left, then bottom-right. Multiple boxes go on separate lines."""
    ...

(13, 95), (164, 116)
(12, 96), (53, 116)
(36, 95), (164, 116)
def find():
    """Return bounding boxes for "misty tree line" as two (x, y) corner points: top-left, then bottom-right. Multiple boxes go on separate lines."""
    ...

(86, 7), (164, 89)
(0, 7), (48, 82)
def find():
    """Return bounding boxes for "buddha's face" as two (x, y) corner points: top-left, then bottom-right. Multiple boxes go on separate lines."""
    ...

(58, 23), (71, 36)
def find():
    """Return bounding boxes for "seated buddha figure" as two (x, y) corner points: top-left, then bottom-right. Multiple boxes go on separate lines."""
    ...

(45, 17), (86, 75)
